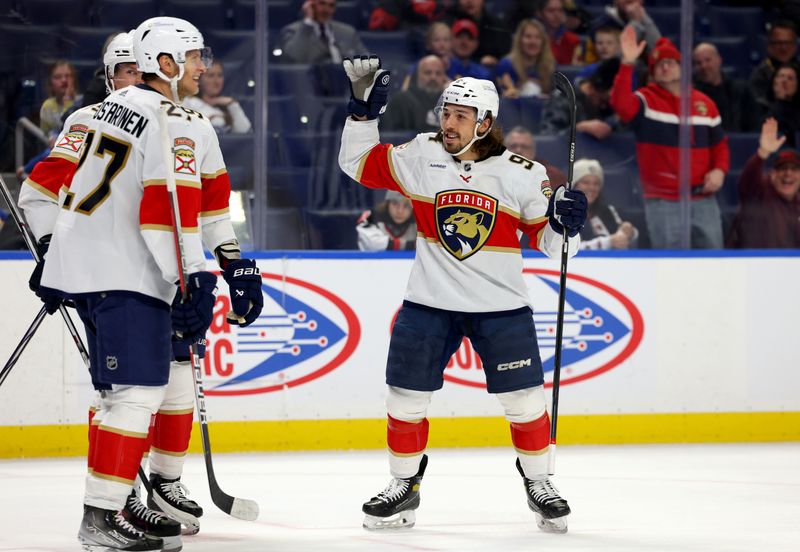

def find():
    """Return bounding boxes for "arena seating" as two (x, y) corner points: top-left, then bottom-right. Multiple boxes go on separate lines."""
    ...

(3, 0), (780, 249)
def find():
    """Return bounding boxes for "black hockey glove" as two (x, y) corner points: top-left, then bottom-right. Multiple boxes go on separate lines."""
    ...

(171, 334), (207, 362)
(171, 271), (218, 340)
(546, 187), (588, 238)
(222, 258), (263, 327)
(344, 55), (391, 120)
(28, 234), (64, 314)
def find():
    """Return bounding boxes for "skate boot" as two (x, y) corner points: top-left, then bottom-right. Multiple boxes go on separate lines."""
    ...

(122, 491), (183, 552)
(516, 459), (571, 534)
(78, 504), (163, 551)
(362, 454), (428, 530)
(147, 475), (203, 535)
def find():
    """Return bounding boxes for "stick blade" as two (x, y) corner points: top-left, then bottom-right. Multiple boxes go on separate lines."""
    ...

(229, 497), (260, 521)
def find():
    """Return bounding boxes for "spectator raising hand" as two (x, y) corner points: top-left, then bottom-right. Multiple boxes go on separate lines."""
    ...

(758, 117), (788, 159)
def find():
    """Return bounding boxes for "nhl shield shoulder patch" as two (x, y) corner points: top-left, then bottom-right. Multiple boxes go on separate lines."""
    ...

(436, 189), (497, 260)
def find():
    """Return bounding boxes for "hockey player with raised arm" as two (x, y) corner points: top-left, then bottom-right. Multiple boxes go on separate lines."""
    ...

(339, 56), (588, 534)
(19, 17), (262, 552)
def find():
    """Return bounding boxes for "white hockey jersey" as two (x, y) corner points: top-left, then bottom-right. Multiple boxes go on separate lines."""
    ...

(339, 118), (579, 313)
(18, 85), (237, 305)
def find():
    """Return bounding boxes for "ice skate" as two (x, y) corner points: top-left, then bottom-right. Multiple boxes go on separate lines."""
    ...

(516, 459), (570, 534)
(147, 475), (203, 535)
(78, 504), (163, 551)
(362, 454), (428, 530)
(123, 491), (182, 552)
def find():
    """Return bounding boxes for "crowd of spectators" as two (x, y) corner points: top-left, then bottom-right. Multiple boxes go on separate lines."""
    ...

(4, 0), (800, 251)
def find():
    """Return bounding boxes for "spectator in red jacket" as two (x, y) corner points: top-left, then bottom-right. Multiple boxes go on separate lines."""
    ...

(727, 117), (800, 248)
(610, 26), (729, 249)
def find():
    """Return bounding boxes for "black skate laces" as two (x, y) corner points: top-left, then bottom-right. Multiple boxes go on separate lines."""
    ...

(527, 478), (563, 505)
(159, 480), (192, 503)
(128, 494), (171, 524)
(376, 478), (410, 503)
(112, 511), (145, 537)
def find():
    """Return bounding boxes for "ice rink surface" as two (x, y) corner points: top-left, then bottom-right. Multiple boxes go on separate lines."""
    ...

(1, 443), (798, 552)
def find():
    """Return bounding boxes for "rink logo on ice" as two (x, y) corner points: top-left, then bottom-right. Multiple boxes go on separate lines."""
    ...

(203, 272), (360, 396)
(443, 269), (644, 388)
(436, 189), (497, 261)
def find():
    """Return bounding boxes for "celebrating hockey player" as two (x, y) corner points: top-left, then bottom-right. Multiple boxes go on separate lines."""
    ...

(19, 17), (262, 551)
(339, 56), (587, 533)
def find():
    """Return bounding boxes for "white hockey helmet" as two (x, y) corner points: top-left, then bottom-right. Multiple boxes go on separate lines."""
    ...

(103, 31), (136, 93)
(133, 17), (211, 98)
(435, 77), (500, 126)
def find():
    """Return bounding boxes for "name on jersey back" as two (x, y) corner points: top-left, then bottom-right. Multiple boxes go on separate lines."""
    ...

(92, 100), (149, 139)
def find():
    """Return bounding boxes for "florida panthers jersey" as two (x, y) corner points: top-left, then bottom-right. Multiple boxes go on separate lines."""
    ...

(18, 85), (236, 305)
(339, 118), (579, 313)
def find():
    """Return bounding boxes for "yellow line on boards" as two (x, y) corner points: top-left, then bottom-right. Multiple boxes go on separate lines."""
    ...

(1, 412), (799, 458)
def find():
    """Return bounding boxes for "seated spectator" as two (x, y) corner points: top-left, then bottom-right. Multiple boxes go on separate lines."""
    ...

(611, 27), (729, 249)
(356, 190), (417, 251)
(572, 158), (638, 249)
(496, 19), (555, 99)
(503, 126), (567, 187)
(727, 117), (800, 248)
(575, 25), (621, 81)
(184, 61), (252, 134)
(279, 0), (367, 64)
(40, 60), (80, 137)
(447, 19), (493, 81)
(756, 64), (800, 147)
(446, 0), (511, 65)
(591, 0), (661, 51)
(536, 0), (581, 65)
(382, 55), (449, 131)
(541, 57), (622, 139)
(693, 43), (759, 133)
(402, 22), (450, 90)
(749, 20), (800, 106)
(368, 0), (446, 31)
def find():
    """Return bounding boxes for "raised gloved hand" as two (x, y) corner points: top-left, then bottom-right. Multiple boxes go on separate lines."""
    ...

(171, 271), (217, 340)
(546, 186), (588, 238)
(343, 55), (391, 120)
(28, 234), (63, 314)
(222, 258), (263, 327)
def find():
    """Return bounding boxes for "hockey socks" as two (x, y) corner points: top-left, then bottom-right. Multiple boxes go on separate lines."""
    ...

(148, 409), (193, 479)
(387, 415), (429, 478)
(510, 411), (551, 477)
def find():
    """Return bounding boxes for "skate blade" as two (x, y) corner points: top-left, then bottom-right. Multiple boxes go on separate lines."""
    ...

(162, 534), (183, 551)
(78, 535), (164, 552)
(534, 513), (568, 534)
(363, 510), (416, 530)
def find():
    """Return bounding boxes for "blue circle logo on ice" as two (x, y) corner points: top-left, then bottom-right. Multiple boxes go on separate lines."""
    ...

(442, 269), (644, 388)
(204, 273), (360, 396)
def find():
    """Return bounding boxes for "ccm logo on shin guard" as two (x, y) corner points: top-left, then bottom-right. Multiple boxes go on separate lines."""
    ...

(497, 358), (531, 371)
(233, 267), (260, 277)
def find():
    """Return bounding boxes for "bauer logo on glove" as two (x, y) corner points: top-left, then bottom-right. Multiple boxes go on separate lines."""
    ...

(343, 55), (391, 120)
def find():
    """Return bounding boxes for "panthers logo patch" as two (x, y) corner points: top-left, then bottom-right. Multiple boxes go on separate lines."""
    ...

(436, 189), (497, 260)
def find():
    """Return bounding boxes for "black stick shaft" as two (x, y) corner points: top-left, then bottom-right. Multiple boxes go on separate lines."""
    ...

(0, 306), (48, 388)
(549, 72), (577, 475)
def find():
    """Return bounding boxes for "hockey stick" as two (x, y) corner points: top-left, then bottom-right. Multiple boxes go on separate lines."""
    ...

(0, 305), (48, 388)
(548, 72), (577, 476)
(0, 175), (155, 487)
(158, 107), (259, 521)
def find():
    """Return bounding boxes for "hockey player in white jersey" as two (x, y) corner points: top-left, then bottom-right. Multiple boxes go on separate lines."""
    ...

(19, 18), (263, 551)
(339, 56), (588, 534)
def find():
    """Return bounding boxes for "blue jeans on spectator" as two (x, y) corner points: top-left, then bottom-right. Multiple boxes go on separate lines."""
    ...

(644, 196), (723, 249)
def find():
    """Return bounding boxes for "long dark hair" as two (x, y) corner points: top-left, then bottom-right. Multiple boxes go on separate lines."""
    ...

(433, 117), (505, 159)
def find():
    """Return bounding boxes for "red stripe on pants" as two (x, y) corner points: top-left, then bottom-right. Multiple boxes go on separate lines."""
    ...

(93, 429), (148, 483)
(88, 410), (98, 470)
(387, 415), (429, 455)
(509, 412), (550, 453)
(153, 412), (193, 454)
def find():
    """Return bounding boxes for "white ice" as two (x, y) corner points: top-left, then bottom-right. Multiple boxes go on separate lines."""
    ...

(1, 444), (798, 551)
